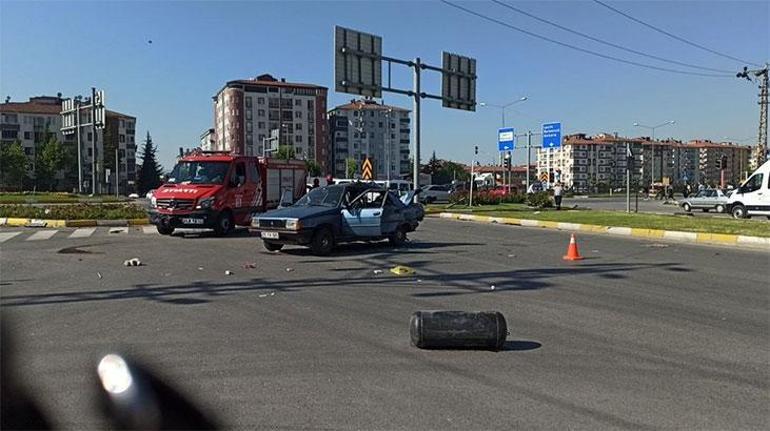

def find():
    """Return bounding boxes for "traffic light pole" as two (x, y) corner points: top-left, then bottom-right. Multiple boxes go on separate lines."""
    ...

(413, 58), (421, 191)
(626, 142), (631, 213)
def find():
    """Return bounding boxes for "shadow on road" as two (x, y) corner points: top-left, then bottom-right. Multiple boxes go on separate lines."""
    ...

(0, 262), (689, 307)
(503, 340), (542, 351)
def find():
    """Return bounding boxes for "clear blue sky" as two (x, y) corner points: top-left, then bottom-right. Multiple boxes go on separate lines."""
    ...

(1, 0), (767, 169)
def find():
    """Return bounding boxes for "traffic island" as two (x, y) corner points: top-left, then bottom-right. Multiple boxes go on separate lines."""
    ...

(435, 211), (770, 250)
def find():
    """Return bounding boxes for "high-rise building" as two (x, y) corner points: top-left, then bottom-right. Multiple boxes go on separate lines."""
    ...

(1, 95), (136, 192)
(200, 128), (215, 151)
(327, 99), (411, 179)
(212, 74), (328, 171)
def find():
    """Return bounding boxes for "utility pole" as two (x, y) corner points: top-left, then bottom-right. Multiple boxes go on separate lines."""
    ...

(413, 57), (421, 191)
(626, 142), (631, 213)
(526, 131), (532, 193)
(469, 145), (477, 207)
(75, 97), (83, 193)
(737, 65), (769, 168)
(115, 148), (119, 197)
(91, 87), (98, 195)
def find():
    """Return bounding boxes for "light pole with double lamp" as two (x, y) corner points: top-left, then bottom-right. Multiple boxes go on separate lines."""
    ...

(479, 97), (528, 189)
(633, 120), (675, 184)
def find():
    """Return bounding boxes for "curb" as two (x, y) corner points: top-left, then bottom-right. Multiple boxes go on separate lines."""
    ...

(0, 217), (150, 228)
(436, 212), (770, 250)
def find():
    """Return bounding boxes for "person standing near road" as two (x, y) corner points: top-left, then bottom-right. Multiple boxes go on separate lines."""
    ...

(553, 182), (564, 210)
(312, 178), (320, 189)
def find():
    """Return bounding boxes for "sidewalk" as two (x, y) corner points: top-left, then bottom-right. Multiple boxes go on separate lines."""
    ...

(435, 212), (770, 250)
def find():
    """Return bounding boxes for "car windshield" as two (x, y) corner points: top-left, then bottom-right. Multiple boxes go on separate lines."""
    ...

(167, 161), (229, 184)
(294, 186), (343, 207)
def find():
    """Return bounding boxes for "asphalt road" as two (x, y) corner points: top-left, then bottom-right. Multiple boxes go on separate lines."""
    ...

(1, 219), (768, 430)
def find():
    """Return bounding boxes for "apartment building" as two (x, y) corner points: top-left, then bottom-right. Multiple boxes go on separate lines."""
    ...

(212, 73), (329, 172)
(0, 95), (137, 192)
(536, 133), (752, 191)
(327, 99), (411, 179)
(200, 128), (215, 151)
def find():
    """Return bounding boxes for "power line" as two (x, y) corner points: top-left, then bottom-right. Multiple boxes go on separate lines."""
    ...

(592, 0), (763, 68)
(491, 0), (734, 74)
(440, 1), (733, 78)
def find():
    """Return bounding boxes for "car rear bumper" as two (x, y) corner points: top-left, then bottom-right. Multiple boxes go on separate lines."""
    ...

(149, 209), (218, 229)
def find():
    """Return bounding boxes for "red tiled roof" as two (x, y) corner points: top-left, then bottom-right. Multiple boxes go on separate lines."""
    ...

(0, 102), (61, 115)
(332, 100), (409, 113)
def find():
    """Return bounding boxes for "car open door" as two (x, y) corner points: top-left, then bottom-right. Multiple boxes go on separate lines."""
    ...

(341, 190), (385, 237)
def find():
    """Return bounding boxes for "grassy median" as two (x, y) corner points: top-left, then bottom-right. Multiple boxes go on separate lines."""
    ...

(0, 203), (147, 220)
(0, 192), (128, 204)
(427, 203), (770, 238)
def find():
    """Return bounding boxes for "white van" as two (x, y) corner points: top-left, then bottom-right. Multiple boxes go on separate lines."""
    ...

(726, 160), (770, 219)
(374, 179), (412, 194)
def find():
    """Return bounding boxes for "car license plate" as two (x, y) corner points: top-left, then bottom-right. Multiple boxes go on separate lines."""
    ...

(261, 231), (279, 239)
(182, 218), (204, 225)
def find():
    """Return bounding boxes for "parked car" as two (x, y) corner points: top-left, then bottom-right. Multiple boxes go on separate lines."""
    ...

(420, 184), (451, 203)
(127, 193), (140, 199)
(680, 189), (729, 213)
(252, 183), (424, 255)
(726, 160), (770, 219)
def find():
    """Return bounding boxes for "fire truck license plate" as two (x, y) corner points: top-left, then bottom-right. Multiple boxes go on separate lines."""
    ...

(261, 231), (279, 239)
(182, 218), (204, 225)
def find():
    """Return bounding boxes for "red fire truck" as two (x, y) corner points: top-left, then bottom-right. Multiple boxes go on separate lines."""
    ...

(148, 151), (306, 235)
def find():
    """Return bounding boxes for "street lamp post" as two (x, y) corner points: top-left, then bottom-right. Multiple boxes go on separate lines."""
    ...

(480, 96), (527, 189)
(633, 120), (675, 184)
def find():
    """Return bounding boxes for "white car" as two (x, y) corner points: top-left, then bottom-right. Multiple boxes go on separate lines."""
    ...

(420, 184), (451, 203)
(128, 193), (140, 199)
(726, 160), (770, 219)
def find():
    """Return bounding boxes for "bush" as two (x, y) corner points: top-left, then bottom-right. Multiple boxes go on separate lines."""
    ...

(0, 203), (147, 220)
(527, 191), (553, 208)
(448, 190), (526, 206)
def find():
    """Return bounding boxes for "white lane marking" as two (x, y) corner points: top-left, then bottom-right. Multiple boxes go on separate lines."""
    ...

(108, 227), (129, 234)
(26, 230), (59, 241)
(143, 225), (158, 234)
(0, 232), (22, 243)
(69, 227), (96, 239)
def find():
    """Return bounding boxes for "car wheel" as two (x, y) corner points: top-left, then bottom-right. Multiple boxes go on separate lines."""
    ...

(310, 227), (334, 256)
(263, 241), (283, 252)
(213, 210), (234, 236)
(731, 204), (747, 219)
(715, 204), (725, 213)
(156, 225), (174, 235)
(389, 225), (408, 246)
(682, 203), (691, 212)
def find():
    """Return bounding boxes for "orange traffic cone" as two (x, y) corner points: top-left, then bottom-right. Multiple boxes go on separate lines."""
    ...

(563, 233), (584, 261)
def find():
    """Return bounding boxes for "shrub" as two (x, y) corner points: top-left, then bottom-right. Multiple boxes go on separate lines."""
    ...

(0, 203), (147, 220)
(527, 191), (553, 208)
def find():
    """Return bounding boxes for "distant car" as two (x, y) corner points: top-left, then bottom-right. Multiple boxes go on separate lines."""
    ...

(253, 183), (424, 255)
(420, 184), (451, 203)
(680, 189), (728, 213)
(128, 193), (139, 199)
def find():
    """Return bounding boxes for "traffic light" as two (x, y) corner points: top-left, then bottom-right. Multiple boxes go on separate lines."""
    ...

(504, 155), (511, 170)
(474, 145), (478, 155)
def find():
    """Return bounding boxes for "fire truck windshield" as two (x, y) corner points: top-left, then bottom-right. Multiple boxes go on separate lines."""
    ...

(168, 161), (230, 185)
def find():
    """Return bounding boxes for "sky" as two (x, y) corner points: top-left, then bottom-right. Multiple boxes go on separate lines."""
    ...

(1, 0), (768, 169)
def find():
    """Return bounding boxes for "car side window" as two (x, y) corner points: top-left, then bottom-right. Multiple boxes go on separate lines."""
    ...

(743, 174), (763, 193)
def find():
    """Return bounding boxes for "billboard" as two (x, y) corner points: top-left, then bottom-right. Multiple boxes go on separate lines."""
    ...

(441, 52), (477, 111)
(334, 26), (382, 98)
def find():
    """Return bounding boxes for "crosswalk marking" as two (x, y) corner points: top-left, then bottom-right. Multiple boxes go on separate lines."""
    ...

(0, 232), (22, 243)
(143, 225), (158, 234)
(69, 227), (96, 238)
(26, 230), (59, 241)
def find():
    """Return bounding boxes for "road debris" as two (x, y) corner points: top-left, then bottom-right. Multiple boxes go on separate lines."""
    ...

(242, 263), (257, 269)
(285, 267), (294, 272)
(259, 294), (268, 298)
(490, 285), (496, 290)
(507, 254), (516, 258)
(198, 267), (204, 271)
(97, 272), (102, 279)
(225, 270), (233, 276)
(390, 265), (415, 276)
(123, 258), (142, 267)
(373, 269), (384, 275)
(645, 243), (670, 248)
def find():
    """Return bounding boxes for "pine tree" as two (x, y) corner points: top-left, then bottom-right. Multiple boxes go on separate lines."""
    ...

(137, 131), (163, 194)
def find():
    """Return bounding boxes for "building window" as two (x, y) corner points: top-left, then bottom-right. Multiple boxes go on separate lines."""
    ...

(246, 110), (252, 119)
(295, 123), (302, 131)
(258, 109), (265, 117)
(354, 132), (359, 138)
(258, 97), (265, 104)
(295, 135), (302, 143)
(258, 122), (265, 129)
(370, 111), (375, 117)
(369, 132), (374, 138)
(378, 122), (383, 128)
(245, 97), (252, 107)
(391, 134), (395, 139)
(87, 148), (92, 157)
(307, 100), (314, 110)
(295, 99), (301, 106)
(24, 131), (31, 140)
(87, 132), (93, 141)
(295, 111), (302, 119)
(119, 134), (125, 143)
(353, 111), (359, 117)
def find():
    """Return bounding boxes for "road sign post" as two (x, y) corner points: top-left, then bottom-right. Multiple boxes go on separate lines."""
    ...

(362, 157), (374, 180)
(334, 26), (477, 191)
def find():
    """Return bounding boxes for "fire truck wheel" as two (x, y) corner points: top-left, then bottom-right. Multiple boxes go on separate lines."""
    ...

(213, 211), (234, 236)
(156, 225), (174, 235)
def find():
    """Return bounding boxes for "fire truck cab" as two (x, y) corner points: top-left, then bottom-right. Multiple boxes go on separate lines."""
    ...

(149, 151), (306, 236)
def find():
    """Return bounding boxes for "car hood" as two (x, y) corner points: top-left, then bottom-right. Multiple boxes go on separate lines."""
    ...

(152, 184), (220, 201)
(258, 205), (339, 220)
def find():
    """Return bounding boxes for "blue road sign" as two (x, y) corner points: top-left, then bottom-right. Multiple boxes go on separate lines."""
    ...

(542, 122), (561, 149)
(498, 127), (515, 151)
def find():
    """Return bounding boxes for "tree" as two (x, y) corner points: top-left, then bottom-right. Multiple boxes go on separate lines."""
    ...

(275, 145), (295, 161)
(422, 150), (441, 176)
(305, 160), (322, 176)
(345, 157), (358, 178)
(34, 127), (66, 191)
(137, 132), (163, 195)
(0, 140), (28, 191)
